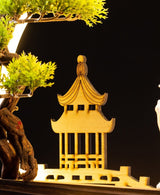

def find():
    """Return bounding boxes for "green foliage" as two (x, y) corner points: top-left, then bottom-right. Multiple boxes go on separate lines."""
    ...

(52, 0), (108, 26)
(0, 0), (108, 95)
(0, 52), (56, 95)
(0, 0), (108, 26)
(0, 16), (14, 51)
(0, 0), (30, 19)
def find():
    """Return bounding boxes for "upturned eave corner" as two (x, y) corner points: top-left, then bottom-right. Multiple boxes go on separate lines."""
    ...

(109, 117), (116, 133)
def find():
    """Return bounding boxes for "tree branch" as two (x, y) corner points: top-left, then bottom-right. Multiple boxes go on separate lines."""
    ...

(17, 14), (80, 24)
(0, 51), (19, 65)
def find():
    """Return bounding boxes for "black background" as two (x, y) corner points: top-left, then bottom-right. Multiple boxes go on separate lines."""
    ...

(15, 0), (160, 187)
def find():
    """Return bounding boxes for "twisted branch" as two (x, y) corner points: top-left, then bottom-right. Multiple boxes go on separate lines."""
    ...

(16, 13), (80, 24)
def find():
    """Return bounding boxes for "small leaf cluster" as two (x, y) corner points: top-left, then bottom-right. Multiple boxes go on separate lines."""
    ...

(0, 52), (56, 95)
(0, 16), (15, 51)
(54, 0), (108, 26)
(0, 0), (108, 26)
(0, 0), (30, 20)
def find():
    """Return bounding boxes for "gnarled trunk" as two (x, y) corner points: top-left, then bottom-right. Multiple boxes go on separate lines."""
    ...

(0, 138), (19, 179)
(0, 91), (38, 181)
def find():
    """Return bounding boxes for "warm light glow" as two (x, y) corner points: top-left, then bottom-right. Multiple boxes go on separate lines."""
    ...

(155, 99), (160, 131)
(1, 65), (8, 78)
(19, 166), (26, 174)
(8, 13), (28, 53)
(34, 164), (48, 182)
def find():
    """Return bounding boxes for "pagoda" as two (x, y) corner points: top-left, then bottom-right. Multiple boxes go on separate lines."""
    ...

(33, 55), (152, 189)
(51, 55), (115, 170)
(52, 55), (115, 169)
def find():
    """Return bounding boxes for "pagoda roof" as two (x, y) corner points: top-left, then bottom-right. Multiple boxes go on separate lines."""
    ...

(51, 55), (115, 133)
(57, 55), (108, 106)
(51, 111), (115, 133)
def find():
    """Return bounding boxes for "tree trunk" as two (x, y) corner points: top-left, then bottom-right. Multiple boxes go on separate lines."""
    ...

(0, 48), (38, 181)
(0, 87), (38, 181)
(0, 138), (19, 179)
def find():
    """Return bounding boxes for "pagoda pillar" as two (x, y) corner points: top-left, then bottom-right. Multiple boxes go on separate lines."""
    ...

(85, 133), (89, 168)
(96, 133), (99, 168)
(59, 133), (63, 169)
(75, 133), (78, 168)
(96, 133), (99, 154)
(102, 132), (107, 169)
(65, 133), (68, 169)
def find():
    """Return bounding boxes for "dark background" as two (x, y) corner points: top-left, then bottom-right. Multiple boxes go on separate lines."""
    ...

(15, 0), (160, 187)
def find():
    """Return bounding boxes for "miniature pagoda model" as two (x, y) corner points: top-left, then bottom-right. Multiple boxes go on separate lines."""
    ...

(34, 55), (152, 189)
(52, 55), (115, 170)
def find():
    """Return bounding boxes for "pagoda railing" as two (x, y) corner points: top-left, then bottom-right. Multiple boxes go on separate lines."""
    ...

(60, 154), (103, 169)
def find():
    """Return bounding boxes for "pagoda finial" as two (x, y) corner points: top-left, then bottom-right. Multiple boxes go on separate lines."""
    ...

(76, 55), (88, 76)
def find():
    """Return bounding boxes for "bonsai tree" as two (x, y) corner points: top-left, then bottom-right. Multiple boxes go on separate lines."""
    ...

(0, 0), (108, 181)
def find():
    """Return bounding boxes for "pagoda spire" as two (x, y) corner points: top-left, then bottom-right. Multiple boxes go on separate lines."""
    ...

(57, 55), (108, 107)
(76, 55), (88, 76)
